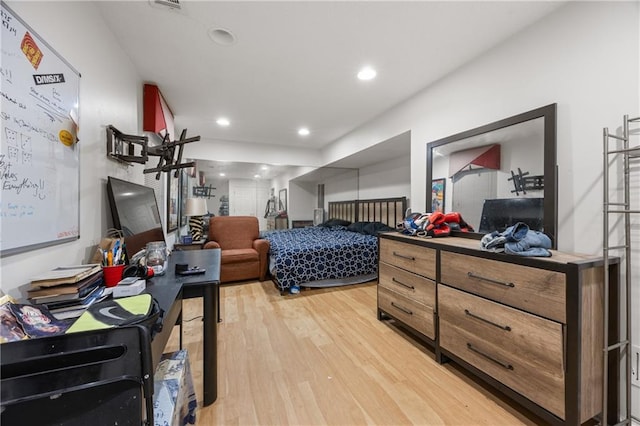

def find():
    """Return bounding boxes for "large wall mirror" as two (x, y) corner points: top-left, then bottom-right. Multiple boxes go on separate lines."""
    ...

(426, 104), (557, 248)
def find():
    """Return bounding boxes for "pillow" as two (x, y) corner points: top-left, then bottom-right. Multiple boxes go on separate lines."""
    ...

(363, 221), (395, 236)
(319, 218), (351, 227)
(347, 222), (368, 234)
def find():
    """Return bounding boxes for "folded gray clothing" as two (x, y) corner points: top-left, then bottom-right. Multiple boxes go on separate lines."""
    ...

(504, 230), (552, 257)
(482, 224), (552, 257)
(504, 245), (551, 257)
(502, 222), (529, 242)
(481, 231), (505, 249)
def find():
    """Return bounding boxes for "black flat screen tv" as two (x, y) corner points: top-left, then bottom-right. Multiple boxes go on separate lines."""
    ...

(106, 176), (165, 257)
(478, 197), (544, 234)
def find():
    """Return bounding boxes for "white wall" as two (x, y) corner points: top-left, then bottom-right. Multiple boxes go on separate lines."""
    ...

(288, 181), (316, 223)
(1, 2), (148, 300)
(358, 155), (410, 201)
(325, 1), (639, 256)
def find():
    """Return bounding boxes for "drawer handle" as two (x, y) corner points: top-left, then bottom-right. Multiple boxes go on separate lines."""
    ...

(392, 277), (415, 291)
(467, 343), (513, 371)
(467, 272), (515, 288)
(393, 251), (415, 261)
(391, 302), (413, 316)
(464, 309), (512, 332)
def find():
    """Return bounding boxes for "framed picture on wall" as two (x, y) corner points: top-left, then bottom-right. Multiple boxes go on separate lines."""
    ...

(179, 169), (189, 227)
(166, 172), (179, 233)
(278, 188), (287, 212)
(431, 178), (445, 213)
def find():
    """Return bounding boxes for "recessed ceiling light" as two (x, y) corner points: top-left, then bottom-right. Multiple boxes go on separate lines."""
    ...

(219, 173), (226, 177)
(208, 27), (236, 46)
(261, 165), (268, 170)
(216, 117), (230, 127)
(254, 174), (260, 179)
(357, 66), (377, 81)
(298, 127), (310, 136)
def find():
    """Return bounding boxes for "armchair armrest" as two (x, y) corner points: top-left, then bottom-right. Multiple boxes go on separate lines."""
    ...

(253, 239), (270, 281)
(253, 238), (269, 255)
(203, 241), (221, 250)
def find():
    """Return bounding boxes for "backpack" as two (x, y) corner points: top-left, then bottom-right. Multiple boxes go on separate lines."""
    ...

(66, 293), (163, 338)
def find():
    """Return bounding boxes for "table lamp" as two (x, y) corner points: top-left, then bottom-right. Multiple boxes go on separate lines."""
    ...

(184, 198), (207, 241)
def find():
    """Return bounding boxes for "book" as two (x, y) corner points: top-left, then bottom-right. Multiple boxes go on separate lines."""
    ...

(30, 264), (102, 288)
(36, 284), (102, 308)
(49, 287), (113, 321)
(0, 296), (28, 343)
(28, 273), (103, 301)
(8, 303), (71, 338)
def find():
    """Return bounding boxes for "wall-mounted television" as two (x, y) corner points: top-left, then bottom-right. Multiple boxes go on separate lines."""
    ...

(106, 176), (165, 257)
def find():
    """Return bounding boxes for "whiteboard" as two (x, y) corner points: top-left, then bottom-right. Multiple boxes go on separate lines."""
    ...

(0, 3), (81, 257)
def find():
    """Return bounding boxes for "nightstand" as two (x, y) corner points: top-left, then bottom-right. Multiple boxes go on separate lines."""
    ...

(292, 220), (314, 228)
(173, 240), (206, 251)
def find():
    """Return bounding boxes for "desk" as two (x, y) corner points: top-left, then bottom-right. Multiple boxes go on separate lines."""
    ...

(145, 249), (221, 406)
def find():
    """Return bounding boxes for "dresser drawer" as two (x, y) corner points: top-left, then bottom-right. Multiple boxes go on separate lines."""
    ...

(379, 263), (435, 307)
(379, 238), (436, 279)
(378, 286), (435, 339)
(440, 251), (566, 322)
(439, 285), (565, 419)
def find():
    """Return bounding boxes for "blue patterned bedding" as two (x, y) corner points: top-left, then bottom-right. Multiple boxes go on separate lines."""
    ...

(261, 226), (378, 291)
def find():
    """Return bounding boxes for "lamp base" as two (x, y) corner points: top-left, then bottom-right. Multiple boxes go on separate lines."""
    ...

(188, 216), (203, 241)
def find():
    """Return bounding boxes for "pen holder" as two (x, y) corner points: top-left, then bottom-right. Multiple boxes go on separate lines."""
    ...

(103, 264), (126, 287)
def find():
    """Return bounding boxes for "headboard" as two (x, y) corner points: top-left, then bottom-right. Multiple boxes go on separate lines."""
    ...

(328, 197), (407, 228)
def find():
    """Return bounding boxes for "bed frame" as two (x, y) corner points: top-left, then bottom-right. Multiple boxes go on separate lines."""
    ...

(327, 196), (407, 229)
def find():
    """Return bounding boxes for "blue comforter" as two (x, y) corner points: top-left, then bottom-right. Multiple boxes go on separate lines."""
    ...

(262, 226), (378, 291)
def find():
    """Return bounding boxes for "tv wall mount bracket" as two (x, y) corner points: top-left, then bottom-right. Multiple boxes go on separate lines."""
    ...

(508, 167), (544, 195)
(106, 125), (200, 179)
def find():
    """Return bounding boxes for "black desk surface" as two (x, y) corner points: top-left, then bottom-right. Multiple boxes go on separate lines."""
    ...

(146, 249), (221, 313)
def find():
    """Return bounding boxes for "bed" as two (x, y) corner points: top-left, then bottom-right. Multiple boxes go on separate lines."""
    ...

(262, 197), (407, 292)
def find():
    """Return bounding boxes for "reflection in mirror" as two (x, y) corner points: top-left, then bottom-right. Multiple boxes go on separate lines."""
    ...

(426, 104), (557, 247)
(290, 167), (359, 221)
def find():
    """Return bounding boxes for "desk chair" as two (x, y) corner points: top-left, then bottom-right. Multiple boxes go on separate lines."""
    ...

(0, 325), (154, 426)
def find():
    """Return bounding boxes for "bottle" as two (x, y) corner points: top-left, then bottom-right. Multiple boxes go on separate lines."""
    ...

(145, 241), (167, 275)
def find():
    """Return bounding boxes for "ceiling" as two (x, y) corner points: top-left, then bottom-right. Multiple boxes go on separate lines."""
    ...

(96, 1), (564, 180)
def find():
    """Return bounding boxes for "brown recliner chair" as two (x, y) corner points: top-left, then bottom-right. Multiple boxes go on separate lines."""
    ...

(203, 216), (270, 283)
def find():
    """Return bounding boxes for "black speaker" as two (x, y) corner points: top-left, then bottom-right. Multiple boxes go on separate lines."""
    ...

(122, 264), (153, 279)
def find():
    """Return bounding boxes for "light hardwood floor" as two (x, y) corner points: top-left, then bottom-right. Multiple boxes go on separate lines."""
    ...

(166, 280), (548, 425)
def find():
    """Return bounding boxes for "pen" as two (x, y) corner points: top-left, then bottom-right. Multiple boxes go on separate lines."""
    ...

(107, 251), (113, 266)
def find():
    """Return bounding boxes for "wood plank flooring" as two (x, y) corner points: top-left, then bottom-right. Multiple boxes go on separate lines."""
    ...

(166, 280), (548, 425)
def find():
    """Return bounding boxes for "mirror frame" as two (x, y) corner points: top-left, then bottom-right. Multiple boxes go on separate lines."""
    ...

(426, 103), (557, 248)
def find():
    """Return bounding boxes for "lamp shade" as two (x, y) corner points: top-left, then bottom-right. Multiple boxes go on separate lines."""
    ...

(184, 198), (207, 217)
